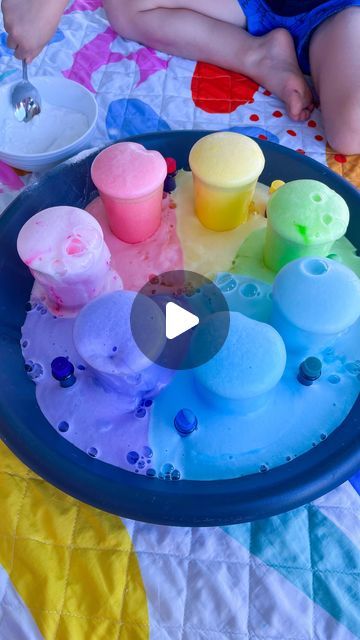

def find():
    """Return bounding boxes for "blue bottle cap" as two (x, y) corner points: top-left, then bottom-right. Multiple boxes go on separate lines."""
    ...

(51, 356), (76, 389)
(163, 158), (177, 193)
(174, 408), (198, 436)
(51, 357), (75, 381)
(298, 357), (322, 386)
(164, 175), (177, 193)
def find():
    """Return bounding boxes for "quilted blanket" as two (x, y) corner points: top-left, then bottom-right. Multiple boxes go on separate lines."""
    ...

(1, 2), (360, 639)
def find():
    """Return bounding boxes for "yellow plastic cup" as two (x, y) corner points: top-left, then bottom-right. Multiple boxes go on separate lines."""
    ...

(189, 132), (265, 232)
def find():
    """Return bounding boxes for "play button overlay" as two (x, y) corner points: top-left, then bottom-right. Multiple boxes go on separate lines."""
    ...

(166, 302), (199, 340)
(130, 270), (230, 370)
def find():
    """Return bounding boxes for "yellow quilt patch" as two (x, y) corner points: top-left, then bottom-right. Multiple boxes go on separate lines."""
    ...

(0, 440), (149, 640)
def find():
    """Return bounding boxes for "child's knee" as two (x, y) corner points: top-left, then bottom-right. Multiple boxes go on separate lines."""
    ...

(103, 0), (144, 40)
(326, 96), (360, 155)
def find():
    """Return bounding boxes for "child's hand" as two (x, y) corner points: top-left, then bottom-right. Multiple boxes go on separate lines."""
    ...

(2, 0), (67, 62)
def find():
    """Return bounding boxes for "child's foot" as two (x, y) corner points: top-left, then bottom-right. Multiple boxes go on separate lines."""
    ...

(251, 28), (314, 121)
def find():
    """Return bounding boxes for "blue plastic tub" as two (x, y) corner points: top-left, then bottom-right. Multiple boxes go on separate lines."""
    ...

(0, 130), (359, 526)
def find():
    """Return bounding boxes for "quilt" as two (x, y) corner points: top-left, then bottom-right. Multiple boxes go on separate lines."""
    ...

(0, 2), (360, 638)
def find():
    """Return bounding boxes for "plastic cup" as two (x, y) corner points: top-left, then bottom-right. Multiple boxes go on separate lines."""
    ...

(264, 180), (349, 272)
(91, 142), (167, 244)
(189, 132), (265, 231)
(271, 257), (360, 353)
(73, 290), (168, 397)
(17, 206), (114, 315)
(194, 312), (286, 415)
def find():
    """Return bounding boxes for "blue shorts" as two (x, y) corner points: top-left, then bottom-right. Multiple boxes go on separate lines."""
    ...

(238, 0), (360, 74)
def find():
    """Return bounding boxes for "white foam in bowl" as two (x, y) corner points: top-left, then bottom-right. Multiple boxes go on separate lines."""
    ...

(0, 76), (98, 171)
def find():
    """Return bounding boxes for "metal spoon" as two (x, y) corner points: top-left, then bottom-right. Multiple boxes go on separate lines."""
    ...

(12, 60), (41, 123)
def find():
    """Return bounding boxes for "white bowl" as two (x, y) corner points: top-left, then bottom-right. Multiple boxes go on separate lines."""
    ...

(0, 76), (98, 171)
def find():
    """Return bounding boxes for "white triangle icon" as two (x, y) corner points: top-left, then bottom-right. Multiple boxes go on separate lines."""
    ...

(165, 302), (199, 340)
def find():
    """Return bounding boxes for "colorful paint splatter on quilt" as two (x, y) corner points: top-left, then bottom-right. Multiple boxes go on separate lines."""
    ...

(1, 2), (360, 639)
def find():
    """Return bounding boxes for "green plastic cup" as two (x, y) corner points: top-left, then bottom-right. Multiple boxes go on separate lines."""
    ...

(264, 180), (349, 273)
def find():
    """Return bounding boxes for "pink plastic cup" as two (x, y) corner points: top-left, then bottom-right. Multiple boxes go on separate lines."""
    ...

(17, 206), (118, 316)
(91, 142), (168, 244)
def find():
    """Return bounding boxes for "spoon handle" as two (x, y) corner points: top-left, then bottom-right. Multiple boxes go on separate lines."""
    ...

(22, 60), (28, 82)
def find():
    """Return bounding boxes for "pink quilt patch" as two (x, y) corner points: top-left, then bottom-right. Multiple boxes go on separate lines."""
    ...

(63, 27), (169, 93)
(64, 0), (103, 14)
(0, 161), (24, 192)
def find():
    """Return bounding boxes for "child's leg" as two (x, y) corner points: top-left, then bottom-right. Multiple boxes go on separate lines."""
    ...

(310, 7), (360, 154)
(103, 0), (313, 120)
